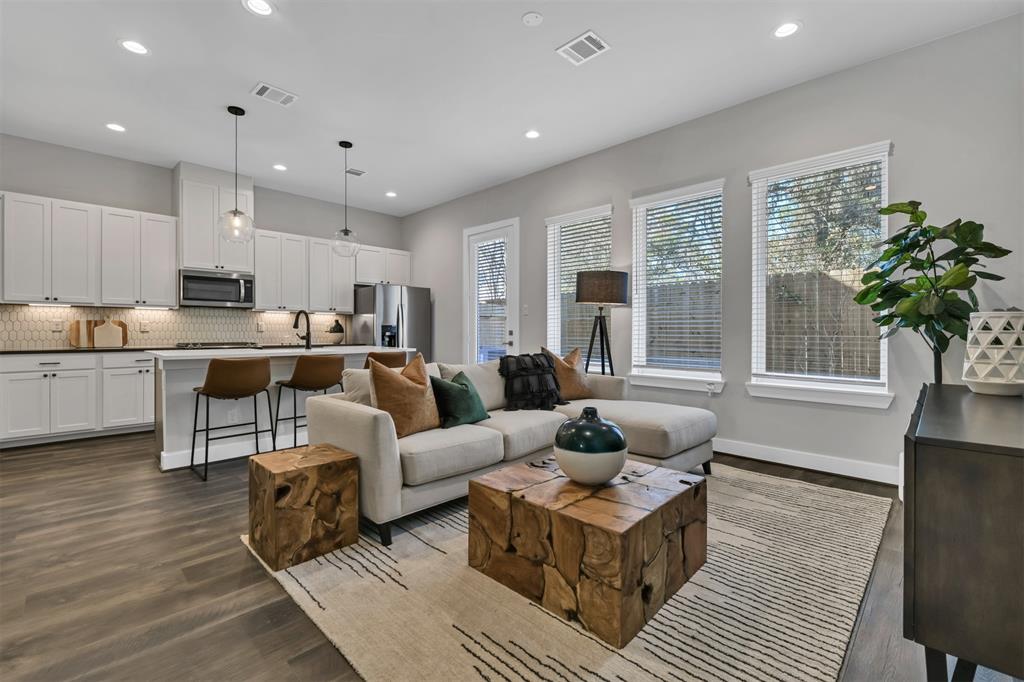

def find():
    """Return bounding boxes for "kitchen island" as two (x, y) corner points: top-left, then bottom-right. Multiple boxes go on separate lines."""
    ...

(149, 345), (413, 471)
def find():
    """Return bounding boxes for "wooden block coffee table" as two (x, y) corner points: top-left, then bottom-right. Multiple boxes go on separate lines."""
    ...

(249, 443), (359, 571)
(468, 457), (707, 648)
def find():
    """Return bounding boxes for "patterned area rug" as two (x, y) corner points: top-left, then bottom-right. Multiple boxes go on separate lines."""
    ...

(243, 464), (892, 681)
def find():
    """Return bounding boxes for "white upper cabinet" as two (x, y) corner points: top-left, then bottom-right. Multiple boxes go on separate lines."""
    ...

(101, 208), (177, 307)
(101, 208), (141, 306)
(307, 239), (333, 312)
(354, 246), (386, 284)
(280, 233), (308, 310)
(178, 180), (253, 273)
(2, 192), (100, 305)
(254, 229), (306, 311)
(354, 246), (412, 285)
(1, 192), (49, 302)
(385, 249), (411, 285)
(330, 252), (355, 313)
(50, 200), (100, 304)
(179, 180), (218, 271)
(139, 213), (178, 307)
(217, 188), (255, 272)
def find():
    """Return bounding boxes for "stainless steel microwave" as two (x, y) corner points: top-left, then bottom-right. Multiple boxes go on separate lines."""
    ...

(179, 269), (255, 308)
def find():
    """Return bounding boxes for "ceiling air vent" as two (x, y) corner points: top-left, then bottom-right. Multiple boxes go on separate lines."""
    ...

(556, 30), (610, 66)
(345, 168), (365, 177)
(250, 81), (299, 107)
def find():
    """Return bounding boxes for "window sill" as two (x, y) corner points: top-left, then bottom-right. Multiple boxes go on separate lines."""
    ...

(628, 371), (724, 394)
(745, 379), (894, 409)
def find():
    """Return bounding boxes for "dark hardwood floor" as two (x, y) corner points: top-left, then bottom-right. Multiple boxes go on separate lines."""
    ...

(0, 434), (1011, 681)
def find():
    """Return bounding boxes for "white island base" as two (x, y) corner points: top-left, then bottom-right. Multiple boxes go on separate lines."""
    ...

(148, 346), (413, 471)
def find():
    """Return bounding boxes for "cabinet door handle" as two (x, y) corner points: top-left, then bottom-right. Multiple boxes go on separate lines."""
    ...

(134, 358), (150, 362)
(38, 362), (61, 366)
(138, 369), (143, 373)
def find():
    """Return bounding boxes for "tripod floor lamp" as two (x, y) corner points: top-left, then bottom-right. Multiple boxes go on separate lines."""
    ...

(575, 270), (629, 375)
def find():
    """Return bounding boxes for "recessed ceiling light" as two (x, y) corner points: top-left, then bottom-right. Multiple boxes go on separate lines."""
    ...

(118, 39), (149, 55)
(524, 129), (541, 139)
(773, 21), (802, 38)
(273, 164), (287, 171)
(385, 191), (397, 198)
(242, 0), (274, 16)
(106, 123), (126, 132)
(522, 12), (543, 28)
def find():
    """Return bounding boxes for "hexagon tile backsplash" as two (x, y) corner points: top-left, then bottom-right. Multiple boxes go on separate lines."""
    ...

(0, 305), (352, 351)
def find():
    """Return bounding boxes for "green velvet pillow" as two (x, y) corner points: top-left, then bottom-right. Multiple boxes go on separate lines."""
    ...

(430, 372), (490, 428)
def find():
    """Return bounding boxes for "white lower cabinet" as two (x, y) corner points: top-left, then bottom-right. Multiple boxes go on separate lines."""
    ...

(102, 367), (145, 427)
(0, 372), (51, 439)
(0, 352), (153, 444)
(50, 370), (98, 433)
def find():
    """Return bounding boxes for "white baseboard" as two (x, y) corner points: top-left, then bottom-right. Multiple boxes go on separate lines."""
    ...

(712, 437), (900, 486)
(160, 425), (306, 471)
(1, 424), (154, 450)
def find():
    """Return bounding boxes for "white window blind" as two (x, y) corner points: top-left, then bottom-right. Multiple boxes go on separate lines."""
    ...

(749, 140), (891, 388)
(474, 236), (509, 362)
(545, 206), (612, 356)
(631, 180), (725, 376)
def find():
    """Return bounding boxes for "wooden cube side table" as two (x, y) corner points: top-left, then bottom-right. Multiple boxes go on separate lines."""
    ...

(249, 443), (359, 571)
(469, 458), (707, 648)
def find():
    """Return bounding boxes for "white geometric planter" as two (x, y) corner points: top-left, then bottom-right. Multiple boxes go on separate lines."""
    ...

(962, 311), (1024, 396)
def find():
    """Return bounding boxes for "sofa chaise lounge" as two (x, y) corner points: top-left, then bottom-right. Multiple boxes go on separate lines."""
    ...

(307, 359), (716, 545)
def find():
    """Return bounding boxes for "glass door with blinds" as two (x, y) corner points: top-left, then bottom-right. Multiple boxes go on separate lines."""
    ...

(463, 219), (519, 363)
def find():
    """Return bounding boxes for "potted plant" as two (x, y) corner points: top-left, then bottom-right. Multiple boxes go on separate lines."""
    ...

(854, 201), (1012, 384)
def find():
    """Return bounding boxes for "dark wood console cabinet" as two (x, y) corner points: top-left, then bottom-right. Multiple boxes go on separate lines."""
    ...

(904, 384), (1023, 681)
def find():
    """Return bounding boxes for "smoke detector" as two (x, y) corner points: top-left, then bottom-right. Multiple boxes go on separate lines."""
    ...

(556, 30), (610, 66)
(250, 81), (298, 107)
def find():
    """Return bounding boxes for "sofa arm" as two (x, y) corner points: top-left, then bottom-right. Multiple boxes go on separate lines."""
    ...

(306, 395), (402, 523)
(588, 374), (628, 400)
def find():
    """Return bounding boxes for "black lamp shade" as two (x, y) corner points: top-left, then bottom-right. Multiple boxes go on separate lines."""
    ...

(576, 270), (629, 306)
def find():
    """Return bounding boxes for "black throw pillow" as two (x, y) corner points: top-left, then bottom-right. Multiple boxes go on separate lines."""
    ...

(497, 353), (568, 411)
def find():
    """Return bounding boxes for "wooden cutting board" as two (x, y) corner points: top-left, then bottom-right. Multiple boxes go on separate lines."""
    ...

(89, 320), (128, 348)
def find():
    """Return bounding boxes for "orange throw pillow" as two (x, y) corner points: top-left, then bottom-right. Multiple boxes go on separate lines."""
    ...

(542, 347), (593, 400)
(368, 353), (441, 438)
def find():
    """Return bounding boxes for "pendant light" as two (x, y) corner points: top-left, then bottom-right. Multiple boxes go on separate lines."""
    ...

(332, 140), (361, 257)
(219, 105), (255, 243)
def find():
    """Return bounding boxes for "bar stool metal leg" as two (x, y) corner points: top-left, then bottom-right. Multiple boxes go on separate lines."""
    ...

(203, 394), (210, 482)
(264, 389), (276, 450)
(253, 394), (260, 455)
(190, 391), (200, 474)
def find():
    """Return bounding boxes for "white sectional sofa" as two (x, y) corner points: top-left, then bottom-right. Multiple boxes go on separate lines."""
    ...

(306, 360), (716, 545)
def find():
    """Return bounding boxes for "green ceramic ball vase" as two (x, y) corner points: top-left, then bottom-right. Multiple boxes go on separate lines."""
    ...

(554, 407), (628, 485)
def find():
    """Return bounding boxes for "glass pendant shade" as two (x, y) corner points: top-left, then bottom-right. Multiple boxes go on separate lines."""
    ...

(219, 208), (255, 243)
(332, 227), (360, 257)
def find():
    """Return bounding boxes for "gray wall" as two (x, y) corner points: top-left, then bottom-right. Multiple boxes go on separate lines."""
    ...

(0, 134), (401, 248)
(255, 186), (402, 248)
(400, 16), (1024, 476)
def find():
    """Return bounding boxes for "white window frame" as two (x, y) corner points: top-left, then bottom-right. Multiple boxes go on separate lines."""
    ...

(462, 218), (520, 364)
(629, 179), (726, 394)
(747, 140), (894, 409)
(545, 204), (612, 359)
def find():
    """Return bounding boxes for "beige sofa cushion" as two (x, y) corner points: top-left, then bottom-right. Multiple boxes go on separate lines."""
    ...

(555, 399), (716, 459)
(398, 424), (503, 485)
(343, 362), (440, 406)
(438, 360), (504, 411)
(478, 409), (568, 461)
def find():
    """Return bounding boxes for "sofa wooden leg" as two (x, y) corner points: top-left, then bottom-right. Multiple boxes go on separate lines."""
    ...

(377, 522), (393, 547)
(701, 461), (712, 475)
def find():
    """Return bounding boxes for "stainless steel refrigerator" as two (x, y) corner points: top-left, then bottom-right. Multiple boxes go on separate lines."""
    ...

(351, 284), (433, 361)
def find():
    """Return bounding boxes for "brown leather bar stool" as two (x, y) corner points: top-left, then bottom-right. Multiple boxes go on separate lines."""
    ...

(190, 357), (275, 481)
(363, 351), (407, 369)
(275, 355), (346, 447)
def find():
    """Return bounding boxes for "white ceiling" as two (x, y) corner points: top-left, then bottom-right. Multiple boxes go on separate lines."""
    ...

(1, 1), (1020, 217)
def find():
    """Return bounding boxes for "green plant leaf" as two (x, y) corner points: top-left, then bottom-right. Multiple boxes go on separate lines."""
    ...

(974, 242), (1012, 258)
(854, 283), (882, 304)
(945, 317), (969, 339)
(948, 275), (977, 291)
(954, 220), (984, 246)
(894, 296), (921, 316)
(911, 210), (927, 224)
(974, 271), (1004, 281)
(934, 246), (966, 262)
(936, 262), (969, 288)
(967, 289), (979, 309)
(880, 327), (899, 340)
(880, 201), (921, 216)
(918, 292), (945, 316)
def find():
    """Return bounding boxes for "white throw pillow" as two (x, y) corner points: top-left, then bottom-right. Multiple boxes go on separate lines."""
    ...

(438, 359), (505, 411)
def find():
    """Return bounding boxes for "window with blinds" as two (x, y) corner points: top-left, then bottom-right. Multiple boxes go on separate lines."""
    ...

(631, 180), (725, 376)
(474, 236), (509, 362)
(749, 141), (891, 388)
(545, 206), (612, 356)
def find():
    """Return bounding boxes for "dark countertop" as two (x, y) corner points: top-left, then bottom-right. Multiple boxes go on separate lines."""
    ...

(0, 344), (362, 355)
(914, 384), (1024, 457)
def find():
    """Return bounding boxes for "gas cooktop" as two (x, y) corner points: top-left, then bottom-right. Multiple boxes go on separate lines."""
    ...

(174, 342), (261, 350)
